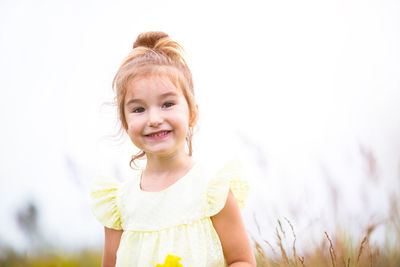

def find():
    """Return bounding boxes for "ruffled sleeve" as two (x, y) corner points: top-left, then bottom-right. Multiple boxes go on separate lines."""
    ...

(205, 159), (249, 217)
(90, 176), (122, 230)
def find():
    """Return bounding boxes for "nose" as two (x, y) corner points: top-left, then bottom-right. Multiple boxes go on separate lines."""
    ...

(147, 108), (163, 127)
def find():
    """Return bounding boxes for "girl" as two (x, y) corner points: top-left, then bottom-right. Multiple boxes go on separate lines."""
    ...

(90, 31), (256, 267)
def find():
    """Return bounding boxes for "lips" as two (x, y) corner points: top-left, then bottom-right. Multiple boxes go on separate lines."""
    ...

(145, 130), (171, 140)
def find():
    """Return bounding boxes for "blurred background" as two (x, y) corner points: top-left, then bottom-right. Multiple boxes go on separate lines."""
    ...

(0, 0), (399, 265)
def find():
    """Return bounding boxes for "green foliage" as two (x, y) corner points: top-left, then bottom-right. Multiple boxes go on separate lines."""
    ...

(0, 249), (102, 267)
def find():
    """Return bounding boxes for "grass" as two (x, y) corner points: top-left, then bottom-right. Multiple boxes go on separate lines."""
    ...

(254, 216), (400, 267)
(2, 219), (398, 267)
(0, 249), (102, 267)
(2, 200), (399, 266)
(2, 201), (399, 266)
(252, 144), (400, 267)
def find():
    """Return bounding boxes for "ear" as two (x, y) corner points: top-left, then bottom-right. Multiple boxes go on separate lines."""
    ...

(189, 104), (199, 127)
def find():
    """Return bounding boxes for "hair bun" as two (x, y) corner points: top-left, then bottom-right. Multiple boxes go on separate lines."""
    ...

(133, 31), (169, 49)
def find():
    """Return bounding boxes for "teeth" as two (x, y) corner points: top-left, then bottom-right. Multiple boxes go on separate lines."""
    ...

(149, 131), (168, 137)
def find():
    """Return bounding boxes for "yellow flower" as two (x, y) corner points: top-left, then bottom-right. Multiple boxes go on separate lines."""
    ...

(154, 254), (183, 267)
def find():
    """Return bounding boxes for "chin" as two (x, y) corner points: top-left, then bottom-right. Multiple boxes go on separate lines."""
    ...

(147, 146), (186, 158)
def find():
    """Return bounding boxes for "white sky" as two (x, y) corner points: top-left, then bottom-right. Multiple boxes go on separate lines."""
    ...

(0, 0), (399, 252)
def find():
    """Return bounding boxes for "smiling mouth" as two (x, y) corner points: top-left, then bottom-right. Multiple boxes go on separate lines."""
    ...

(145, 131), (171, 139)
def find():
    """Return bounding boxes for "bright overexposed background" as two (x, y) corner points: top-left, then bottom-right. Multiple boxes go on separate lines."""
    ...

(0, 0), (399, 254)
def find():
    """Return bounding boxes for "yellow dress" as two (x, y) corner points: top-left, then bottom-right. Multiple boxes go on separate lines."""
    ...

(90, 161), (248, 267)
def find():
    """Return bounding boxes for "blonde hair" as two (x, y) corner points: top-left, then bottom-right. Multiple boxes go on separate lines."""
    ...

(112, 31), (197, 168)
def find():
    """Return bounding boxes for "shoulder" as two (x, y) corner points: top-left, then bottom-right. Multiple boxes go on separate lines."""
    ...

(89, 173), (139, 230)
(205, 159), (249, 217)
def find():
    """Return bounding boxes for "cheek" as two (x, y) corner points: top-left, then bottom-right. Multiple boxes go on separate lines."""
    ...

(126, 117), (142, 133)
(176, 113), (191, 130)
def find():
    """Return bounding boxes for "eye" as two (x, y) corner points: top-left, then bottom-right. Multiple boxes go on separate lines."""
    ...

(162, 102), (175, 108)
(132, 107), (145, 113)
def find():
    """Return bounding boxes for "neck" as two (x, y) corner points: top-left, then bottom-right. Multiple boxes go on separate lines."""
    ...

(144, 150), (194, 176)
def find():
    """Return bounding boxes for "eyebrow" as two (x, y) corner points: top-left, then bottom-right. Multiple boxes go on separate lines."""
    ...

(125, 91), (179, 106)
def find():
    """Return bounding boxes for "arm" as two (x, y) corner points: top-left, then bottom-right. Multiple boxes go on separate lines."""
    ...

(102, 226), (123, 267)
(211, 190), (256, 267)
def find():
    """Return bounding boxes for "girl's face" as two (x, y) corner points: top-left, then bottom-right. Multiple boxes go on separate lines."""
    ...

(124, 75), (191, 158)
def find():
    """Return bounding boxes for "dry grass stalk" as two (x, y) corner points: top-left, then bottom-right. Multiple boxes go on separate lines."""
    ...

(278, 219), (286, 239)
(253, 215), (278, 261)
(264, 239), (277, 256)
(357, 223), (376, 265)
(253, 213), (262, 235)
(276, 227), (289, 265)
(341, 257), (348, 267)
(284, 218), (297, 258)
(359, 144), (377, 180)
(254, 240), (269, 267)
(357, 236), (368, 263)
(298, 255), (306, 267)
(284, 217), (303, 266)
(368, 243), (373, 267)
(324, 232), (336, 267)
